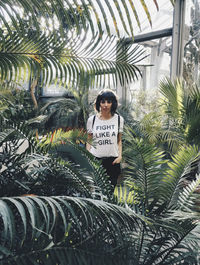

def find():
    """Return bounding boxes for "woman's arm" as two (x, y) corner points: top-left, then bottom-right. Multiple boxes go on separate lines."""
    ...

(112, 133), (122, 164)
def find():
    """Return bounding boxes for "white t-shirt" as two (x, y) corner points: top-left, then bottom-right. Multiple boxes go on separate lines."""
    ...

(87, 113), (124, 158)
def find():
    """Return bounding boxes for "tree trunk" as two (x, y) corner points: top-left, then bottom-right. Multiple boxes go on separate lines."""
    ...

(30, 79), (38, 109)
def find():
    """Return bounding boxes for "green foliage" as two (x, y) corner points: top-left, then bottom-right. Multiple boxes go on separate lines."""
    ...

(1, 102), (200, 264)
(134, 78), (200, 157)
(0, 196), (142, 265)
(117, 125), (200, 264)
(0, 0), (161, 89)
(0, 90), (37, 127)
(2, 1), (200, 264)
(160, 78), (200, 146)
(0, 122), (114, 200)
(38, 86), (93, 131)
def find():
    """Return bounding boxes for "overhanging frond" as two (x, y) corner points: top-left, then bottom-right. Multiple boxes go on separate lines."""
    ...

(0, 31), (146, 88)
(0, 196), (144, 261)
(1, 0), (162, 39)
(177, 174), (200, 211)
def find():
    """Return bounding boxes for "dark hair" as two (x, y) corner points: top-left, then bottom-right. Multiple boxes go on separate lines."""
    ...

(95, 89), (118, 115)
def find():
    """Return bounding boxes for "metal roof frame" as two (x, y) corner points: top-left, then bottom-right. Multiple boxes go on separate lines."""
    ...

(124, 0), (186, 80)
(118, 0), (186, 102)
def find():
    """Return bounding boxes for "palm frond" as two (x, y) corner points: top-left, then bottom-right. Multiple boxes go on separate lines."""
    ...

(159, 78), (200, 149)
(39, 130), (114, 200)
(0, 121), (45, 197)
(114, 183), (140, 207)
(0, 30), (147, 88)
(0, 122), (39, 154)
(159, 78), (185, 122)
(177, 174), (200, 211)
(0, 195), (143, 262)
(184, 84), (200, 145)
(160, 145), (200, 209)
(123, 125), (168, 212)
(2, 0), (161, 39)
(0, 0), (164, 89)
(0, 247), (127, 265)
(139, 109), (187, 155)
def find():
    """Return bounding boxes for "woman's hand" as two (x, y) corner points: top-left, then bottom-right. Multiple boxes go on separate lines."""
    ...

(112, 156), (122, 165)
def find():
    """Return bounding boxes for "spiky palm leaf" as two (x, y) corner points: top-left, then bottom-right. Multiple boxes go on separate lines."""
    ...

(0, 0), (167, 89)
(122, 125), (168, 213)
(0, 119), (114, 200)
(39, 128), (115, 200)
(1, 109), (200, 264)
(159, 78), (185, 123)
(159, 145), (200, 209)
(122, 125), (200, 214)
(138, 111), (188, 156)
(120, 128), (200, 264)
(159, 78), (200, 146)
(2, 0), (160, 39)
(0, 91), (37, 129)
(0, 29), (148, 88)
(0, 121), (46, 197)
(137, 78), (200, 155)
(0, 248), (128, 265)
(0, 195), (144, 264)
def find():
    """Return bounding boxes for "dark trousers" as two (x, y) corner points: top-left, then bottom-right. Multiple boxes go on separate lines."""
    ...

(96, 157), (121, 187)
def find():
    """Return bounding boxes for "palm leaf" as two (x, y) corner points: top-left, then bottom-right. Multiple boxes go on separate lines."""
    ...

(184, 84), (200, 145)
(139, 0), (153, 27)
(139, 111), (186, 154)
(160, 145), (200, 209)
(158, 78), (200, 149)
(160, 78), (185, 122)
(0, 0), (165, 88)
(123, 125), (168, 212)
(2, 0), (161, 39)
(114, 183), (140, 207)
(0, 30), (146, 88)
(0, 247), (128, 265)
(0, 196), (144, 261)
(39, 129), (115, 200)
(177, 174), (200, 211)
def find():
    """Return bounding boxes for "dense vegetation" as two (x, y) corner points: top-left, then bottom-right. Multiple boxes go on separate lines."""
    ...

(0, 1), (200, 265)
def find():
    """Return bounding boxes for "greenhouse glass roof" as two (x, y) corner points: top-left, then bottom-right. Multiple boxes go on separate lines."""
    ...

(133, 0), (173, 36)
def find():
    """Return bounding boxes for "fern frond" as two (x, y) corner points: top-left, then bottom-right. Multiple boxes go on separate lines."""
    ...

(177, 174), (200, 211)
(160, 145), (200, 209)
(123, 126), (168, 212)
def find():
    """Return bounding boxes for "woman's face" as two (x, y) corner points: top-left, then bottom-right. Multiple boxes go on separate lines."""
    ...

(100, 98), (112, 113)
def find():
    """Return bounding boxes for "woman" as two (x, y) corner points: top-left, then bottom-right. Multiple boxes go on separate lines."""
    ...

(86, 89), (124, 187)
